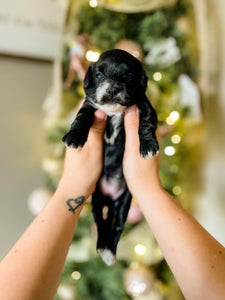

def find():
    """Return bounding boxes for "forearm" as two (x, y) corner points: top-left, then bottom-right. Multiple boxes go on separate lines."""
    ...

(0, 187), (86, 300)
(123, 106), (225, 299)
(137, 186), (225, 300)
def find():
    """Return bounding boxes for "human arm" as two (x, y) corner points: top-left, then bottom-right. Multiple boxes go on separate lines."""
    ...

(123, 105), (225, 300)
(0, 110), (107, 300)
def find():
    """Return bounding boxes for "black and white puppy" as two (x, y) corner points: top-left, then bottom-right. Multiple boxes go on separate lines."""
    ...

(63, 49), (159, 265)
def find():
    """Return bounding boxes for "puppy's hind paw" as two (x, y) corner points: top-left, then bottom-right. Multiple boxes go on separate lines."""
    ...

(97, 248), (116, 266)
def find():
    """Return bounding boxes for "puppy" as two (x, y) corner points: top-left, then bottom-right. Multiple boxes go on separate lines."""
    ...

(63, 49), (159, 265)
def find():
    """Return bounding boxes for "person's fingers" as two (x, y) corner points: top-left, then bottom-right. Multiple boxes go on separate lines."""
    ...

(88, 110), (107, 144)
(124, 105), (140, 154)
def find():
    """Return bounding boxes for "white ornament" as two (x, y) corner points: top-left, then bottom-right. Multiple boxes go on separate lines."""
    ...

(28, 188), (52, 216)
(178, 74), (202, 122)
(57, 284), (75, 300)
(144, 37), (181, 68)
(124, 266), (155, 297)
(135, 288), (163, 300)
(67, 238), (93, 263)
(70, 43), (85, 57)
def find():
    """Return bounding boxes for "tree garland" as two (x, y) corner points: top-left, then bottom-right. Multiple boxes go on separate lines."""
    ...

(35, 1), (203, 299)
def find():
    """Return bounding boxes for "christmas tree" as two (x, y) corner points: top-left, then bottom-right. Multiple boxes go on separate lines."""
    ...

(28, 0), (203, 299)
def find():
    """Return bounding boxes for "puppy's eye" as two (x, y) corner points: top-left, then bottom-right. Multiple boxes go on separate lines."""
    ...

(95, 73), (102, 79)
(128, 73), (135, 81)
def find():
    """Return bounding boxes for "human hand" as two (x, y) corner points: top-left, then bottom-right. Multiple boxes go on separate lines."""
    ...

(58, 110), (107, 199)
(123, 105), (161, 200)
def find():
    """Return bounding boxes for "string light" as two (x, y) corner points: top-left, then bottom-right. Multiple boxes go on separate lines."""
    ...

(164, 146), (176, 156)
(153, 72), (162, 81)
(171, 134), (181, 144)
(173, 185), (182, 196)
(166, 117), (174, 125)
(89, 0), (98, 8)
(166, 111), (180, 125)
(85, 50), (100, 62)
(72, 271), (81, 280)
(134, 244), (147, 256)
(170, 111), (180, 121)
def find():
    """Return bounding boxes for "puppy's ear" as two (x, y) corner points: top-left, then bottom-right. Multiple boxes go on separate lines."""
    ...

(83, 63), (94, 89)
(140, 69), (148, 91)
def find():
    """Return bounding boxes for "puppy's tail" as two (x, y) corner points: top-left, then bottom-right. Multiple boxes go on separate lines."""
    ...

(97, 248), (116, 266)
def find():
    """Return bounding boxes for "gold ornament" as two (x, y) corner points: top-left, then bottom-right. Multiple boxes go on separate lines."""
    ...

(117, 221), (163, 265)
(115, 39), (144, 61)
(176, 16), (191, 34)
(98, 0), (177, 13)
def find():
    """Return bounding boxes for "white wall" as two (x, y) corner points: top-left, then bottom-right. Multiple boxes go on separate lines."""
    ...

(0, 57), (52, 259)
(195, 0), (225, 246)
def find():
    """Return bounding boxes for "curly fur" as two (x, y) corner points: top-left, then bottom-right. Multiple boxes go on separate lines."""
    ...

(63, 49), (159, 265)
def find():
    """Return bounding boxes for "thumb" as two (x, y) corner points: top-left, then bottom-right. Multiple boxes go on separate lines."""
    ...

(124, 105), (140, 153)
(88, 110), (107, 142)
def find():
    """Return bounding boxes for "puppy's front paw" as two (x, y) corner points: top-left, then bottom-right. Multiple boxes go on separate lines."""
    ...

(62, 129), (87, 148)
(140, 140), (159, 159)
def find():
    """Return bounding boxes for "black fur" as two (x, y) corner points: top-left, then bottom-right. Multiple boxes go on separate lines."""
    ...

(63, 49), (159, 265)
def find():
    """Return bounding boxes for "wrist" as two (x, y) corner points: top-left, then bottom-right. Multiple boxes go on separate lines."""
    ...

(56, 177), (90, 201)
(56, 176), (95, 199)
(50, 184), (87, 219)
(132, 179), (164, 204)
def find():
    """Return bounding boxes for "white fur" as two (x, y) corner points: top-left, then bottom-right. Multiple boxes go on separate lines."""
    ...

(97, 104), (125, 116)
(104, 114), (123, 145)
(96, 82), (110, 102)
(95, 81), (126, 116)
(141, 151), (153, 159)
(97, 249), (115, 266)
(141, 150), (159, 159)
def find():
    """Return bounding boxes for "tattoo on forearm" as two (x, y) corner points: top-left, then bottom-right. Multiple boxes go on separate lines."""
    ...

(66, 196), (85, 214)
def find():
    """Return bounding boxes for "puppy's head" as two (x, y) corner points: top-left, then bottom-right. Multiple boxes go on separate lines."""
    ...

(83, 49), (147, 114)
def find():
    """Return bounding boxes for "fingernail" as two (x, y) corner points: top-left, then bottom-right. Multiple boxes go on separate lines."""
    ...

(94, 110), (107, 121)
(126, 105), (138, 115)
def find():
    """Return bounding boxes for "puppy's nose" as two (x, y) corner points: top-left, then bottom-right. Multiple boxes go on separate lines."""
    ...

(106, 85), (121, 97)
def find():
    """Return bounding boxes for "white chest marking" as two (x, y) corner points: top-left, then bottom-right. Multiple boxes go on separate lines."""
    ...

(98, 104), (125, 116)
(104, 114), (123, 145)
(95, 81), (126, 116)
(96, 82), (110, 102)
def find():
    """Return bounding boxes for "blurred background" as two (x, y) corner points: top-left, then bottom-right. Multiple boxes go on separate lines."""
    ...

(0, 0), (225, 299)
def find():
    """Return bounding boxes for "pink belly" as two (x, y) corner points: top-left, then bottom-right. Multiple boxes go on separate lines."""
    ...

(99, 176), (125, 200)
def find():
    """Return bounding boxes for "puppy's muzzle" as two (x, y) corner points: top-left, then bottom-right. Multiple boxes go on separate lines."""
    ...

(100, 84), (122, 103)
(105, 84), (122, 98)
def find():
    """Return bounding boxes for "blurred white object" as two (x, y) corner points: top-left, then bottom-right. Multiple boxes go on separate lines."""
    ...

(28, 187), (52, 216)
(0, 0), (68, 60)
(196, 154), (225, 246)
(57, 284), (75, 300)
(179, 74), (202, 122)
(144, 37), (181, 68)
